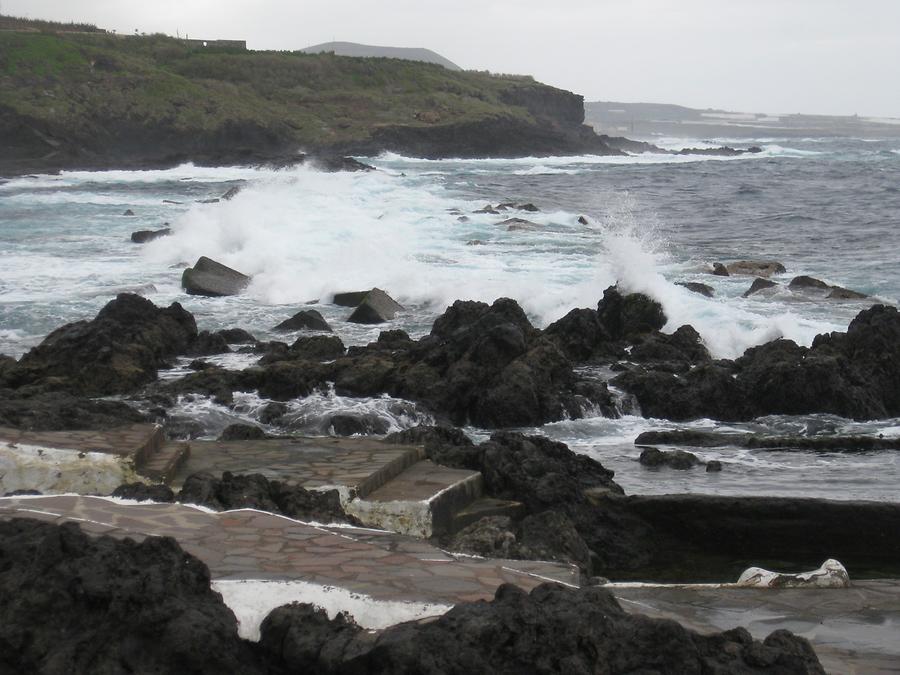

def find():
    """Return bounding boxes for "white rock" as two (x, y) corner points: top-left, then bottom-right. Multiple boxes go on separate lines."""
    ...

(736, 559), (850, 588)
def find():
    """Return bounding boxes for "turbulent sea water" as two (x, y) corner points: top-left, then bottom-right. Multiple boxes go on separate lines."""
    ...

(2, 136), (899, 501)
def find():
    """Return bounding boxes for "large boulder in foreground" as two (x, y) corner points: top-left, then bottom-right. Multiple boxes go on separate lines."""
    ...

(0, 518), (261, 675)
(5, 293), (197, 396)
(260, 583), (824, 674)
(182, 256), (251, 297)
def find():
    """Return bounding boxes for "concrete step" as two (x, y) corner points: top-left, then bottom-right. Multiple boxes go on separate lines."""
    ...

(0, 423), (167, 494)
(347, 460), (483, 537)
(133, 424), (165, 469)
(450, 497), (526, 534)
(139, 442), (190, 483)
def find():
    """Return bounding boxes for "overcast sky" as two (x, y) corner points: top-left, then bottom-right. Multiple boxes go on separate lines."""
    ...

(7, 0), (900, 117)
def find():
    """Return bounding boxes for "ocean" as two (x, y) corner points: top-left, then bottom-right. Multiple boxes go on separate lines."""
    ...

(2, 136), (898, 501)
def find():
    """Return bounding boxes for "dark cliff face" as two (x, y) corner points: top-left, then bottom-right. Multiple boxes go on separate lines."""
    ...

(499, 84), (586, 127)
(339, 115), (621, 160)
(0, 80), (616, 175)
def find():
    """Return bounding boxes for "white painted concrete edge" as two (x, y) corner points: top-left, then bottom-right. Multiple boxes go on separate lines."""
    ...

(211, 578), (452, 641)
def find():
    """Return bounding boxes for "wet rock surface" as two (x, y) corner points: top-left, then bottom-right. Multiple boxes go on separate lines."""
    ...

(615, 304), (900, 421)
(677, 281), (715, 297)
(0, 391), (147, 430)
(0, 518), (262, 675)
(3, 293), (197, 396)
(744, 277), (778, 297)
(218, 423), (269, 441)
(725, 260), (787, 277)
(130, 226), (171, 243)
(260, 335), (346, 363)
(111, 482), (176, 502)
(259, 583), (825, 674)
(638, 446), (703, 469)
(177, 471), (358, 524)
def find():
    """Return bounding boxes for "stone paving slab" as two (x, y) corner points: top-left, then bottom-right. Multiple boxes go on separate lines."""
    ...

(611, 582), (900, 674)
(0, 495), (578, 608)
(174, 438), (425, 498)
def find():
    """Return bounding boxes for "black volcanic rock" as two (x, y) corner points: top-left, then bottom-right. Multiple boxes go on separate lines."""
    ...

(789, 275), (830, 291)
(0, 391), (146, 430)
(217, 327), (257, 344)
(259, 583), (824, 674)
(638, 446), (703, 469)
(163, 297), (614, 427)
(597, 285), (666, 341)
(177, 471), (357, 524)
(677, 281), (715, 297)
(5, 293), (197, 396)
(259, 335), (345, 364)
(218, 423), (268, 441)
(616, 304), (900, 422)
(0, 519), (261, 675)
(111, 482), (176, 502)
(725, 260), (786, 277)
(186, 330), (231, 356)
(744, 277), (778, 297)
(629, 325), (711, 368)
(544, 307), (612, 361)
(130, 227), (171, 243)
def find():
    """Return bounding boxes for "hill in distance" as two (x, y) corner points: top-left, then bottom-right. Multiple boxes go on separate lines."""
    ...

(586, 100), (900, 140)
(301, 41), (461, 71)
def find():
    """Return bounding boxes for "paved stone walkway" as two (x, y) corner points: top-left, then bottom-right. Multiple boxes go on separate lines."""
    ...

(612, 582), (900, 674)
(175, 438), (425, 498)
(0, 495), (578, 606)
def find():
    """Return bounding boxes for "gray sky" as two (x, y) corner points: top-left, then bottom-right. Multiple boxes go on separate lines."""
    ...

(7, 0), (900, 117)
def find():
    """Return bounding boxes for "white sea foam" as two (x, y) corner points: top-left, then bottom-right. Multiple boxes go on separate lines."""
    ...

(132, 164), (843, 359)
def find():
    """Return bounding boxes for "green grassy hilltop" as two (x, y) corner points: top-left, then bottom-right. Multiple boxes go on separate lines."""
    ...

(0, 21), (609, 172)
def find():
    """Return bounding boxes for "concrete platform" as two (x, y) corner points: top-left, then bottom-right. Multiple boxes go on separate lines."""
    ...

(0, 424), (186, 494)
(174, 437), (425, 499)
(611, 582), (900, 674)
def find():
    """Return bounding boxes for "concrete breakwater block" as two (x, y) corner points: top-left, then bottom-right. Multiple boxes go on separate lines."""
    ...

(737, 559), (850, 589)
(182, 256), (251, 297)
(341, 288), (404, 324)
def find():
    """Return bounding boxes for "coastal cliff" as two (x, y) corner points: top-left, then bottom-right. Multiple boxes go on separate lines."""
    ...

(0, 30), (620, 174)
